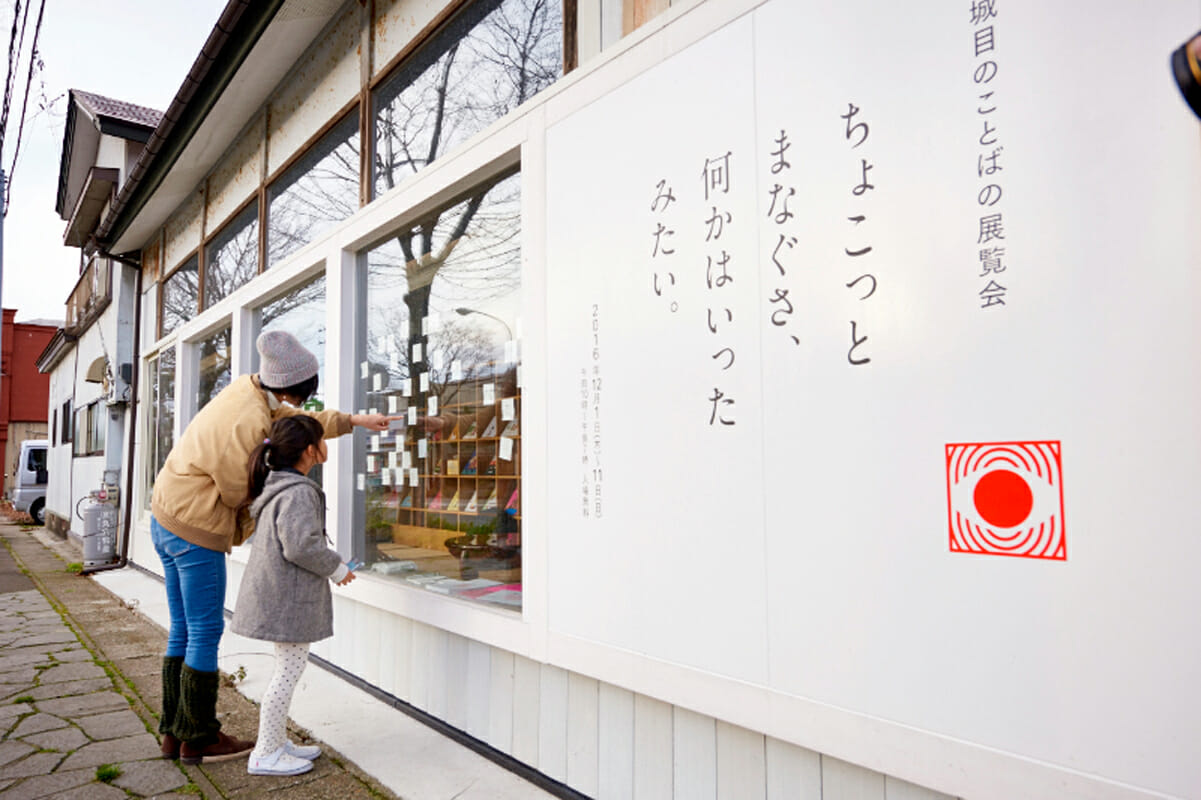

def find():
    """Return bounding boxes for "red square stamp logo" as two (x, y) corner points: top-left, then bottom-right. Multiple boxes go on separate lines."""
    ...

(945, 441), (1066, 560)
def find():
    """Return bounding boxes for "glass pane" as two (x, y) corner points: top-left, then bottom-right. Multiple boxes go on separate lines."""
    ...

(91, 404), (106, 454)
(372, 0), (562, 198)
(161, 256), (199, 338)
(197, 326), (232, 411)
(267, 114), (360, 269)
(358, 171), (522, 610)
(146, 349), (176, 507)
(257, 276), (327, 486)
(204, 204), (259, 309)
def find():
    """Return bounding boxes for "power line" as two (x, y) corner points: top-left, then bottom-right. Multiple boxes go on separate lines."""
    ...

(5, 0), (46, 214)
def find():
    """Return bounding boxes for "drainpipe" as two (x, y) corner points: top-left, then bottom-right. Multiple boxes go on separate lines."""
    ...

(81, 252), (140, 575)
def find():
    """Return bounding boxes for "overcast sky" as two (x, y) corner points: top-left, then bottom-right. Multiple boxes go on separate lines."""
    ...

(1, 0), (228, 323)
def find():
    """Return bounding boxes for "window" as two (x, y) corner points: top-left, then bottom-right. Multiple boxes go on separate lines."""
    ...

(161, 256), (199, 338)
(145, 348), (176, 507)
(372, 0), (562, 199)
(357, 171), (522, 610)
(51, 409), (57, 446)
(256, 276), (326, 485)
(26, 446), (46, 472)
(267, 113), (360, 269)
(73, 401), (105, 457)
(61, 399), (73, 444)
(196, 326), (232, 411)
(65, 256), (112, 335)
(204, 205), (259, 309)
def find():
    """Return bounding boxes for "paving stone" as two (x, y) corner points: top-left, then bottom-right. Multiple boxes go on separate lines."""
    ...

(22, 724), (89, 752)
(0, 751), (64, 779)
(34, 661), (106, 684)
(0, 740), (35, 768)
(0, 669), (38, 689)
(36, 690), (128, 717)
(0, 651), (52, 671)
(110, 758), (188, 795)
(12, 631), (77, 647)
(56, 732), (159, 771)
(0, 766), (95, 800)
(8, 712), (68, 737)
(49, 782), (128, 800)
(25, 677), (112, 701)
(0, 702), (32, 722)
(49, 647), (93, 663)
(76, 708), (148, 740)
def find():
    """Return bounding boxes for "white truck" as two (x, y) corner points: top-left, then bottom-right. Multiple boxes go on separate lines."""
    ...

(9, 439), (47, 524)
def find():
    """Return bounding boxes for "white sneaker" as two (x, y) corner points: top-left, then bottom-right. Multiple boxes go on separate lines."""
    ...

(247, 745), (314, 776)
(285, 740), (321, 760)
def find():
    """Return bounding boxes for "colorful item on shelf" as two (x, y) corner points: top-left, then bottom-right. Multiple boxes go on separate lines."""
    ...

(505, 487), (519, 511)
(484, 456), (496, 475)
(463, 452), (478, 475)
(447, 490), (460, 511)
(429, 491), (443, 510)
(400, 493), (412, 508)
(481, 416), (498, 438)
(449, 422), (461, 440)
(462, 420), (478, 439)
(501, 419), (519, 438)
(447, 458), (459, 476)
(464, 491), (479, 513)
(482, 488), (498, 511)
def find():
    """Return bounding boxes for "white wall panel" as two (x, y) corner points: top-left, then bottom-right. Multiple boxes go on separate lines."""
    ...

(717, 720), (766, 800)
(206, 114), (264, 233)
(765, 737), (821, 800)
(537, 663), (569, 782)
(375, 609), (398, 697)
(823, 757), (885, 800)
(487, 648), (515, 753)
(409, 621), (433, 711)
(633, 693), (673, 800)
(163, 189), (203, 271)
(598, 682), (634, 800)
(372, 0), (445, 76)
(445, 632), (469, 730)
(511, 654), (541, 766)
(884, 777), (957, 800)
(674, 707), (716, 800)
(465, 639), (491, 740)
(426, 625), (450, 719)
(566, 673), (599, 796)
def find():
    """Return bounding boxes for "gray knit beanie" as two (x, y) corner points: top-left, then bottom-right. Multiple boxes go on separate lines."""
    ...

(257, 331), (319, 389)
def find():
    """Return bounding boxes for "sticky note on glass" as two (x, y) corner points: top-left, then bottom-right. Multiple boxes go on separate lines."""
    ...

(402, 451), (412, 469)
(502, 398), (515, 421)
(499, 436), (514, 461)
(428, 397), (438, 416)
(432, 351), (443, 372)
(389, 351), (399, 371)
(515, 316), (523, 340)
(404, 378), (412, 397)
(373, 373), (383, 392)
(388, 451), (398, 469)
(367, 455), (377, 473)
(504, 340), (517, 364)
(451, 360), (462, 381)
(421, 316), (429, 336)
(381, 469), (392, 486)
(407, 407), (418, 425)
(420, 372), (429, 392)
(418, 438), (428, 458)
(369, 407), (378, 416)
(388, 396), (398, 414)
(409, 468), (419, 487)
(356, 474), (365, 491)
(483, 383), (495, 405)
(412, 343), (423, 363)
(516, 365), (523, 387)
(371, 435), (380, 451)
(360, 361), (369, 379)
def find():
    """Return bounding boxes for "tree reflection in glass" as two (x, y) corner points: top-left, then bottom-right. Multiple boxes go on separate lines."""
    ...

(267, 114), (360, 269)
(372, 0), (562, 198)
(160, 256), (198, 339)
(361, 171), (522, 608)
(197, 326), (232, 411)
(204, 204), (259, 309)
(145, 347), (176, 507)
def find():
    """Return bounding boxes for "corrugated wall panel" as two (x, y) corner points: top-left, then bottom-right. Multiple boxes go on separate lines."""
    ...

(716, 720), (766, 800)
(487, 647), (515, 753)
(566, 672), (599, 796)
(445, 632), (470, 730)
(633, 694), (673, 800)
(883, 776), (958, 800)
(409, 621), (433, 711)
(538, 663), (569, 782)
(390, 614), (413, 703)
(426, 625), (450, 719)
(375, 610), (398, 697)
(822, 756), (886, 800)
(512, 654), (541, 766)
(465, 639), (491, 740)
(765, 737), (822, 800)
(597, 682), (634, 800)
(674, 707), (717, 800)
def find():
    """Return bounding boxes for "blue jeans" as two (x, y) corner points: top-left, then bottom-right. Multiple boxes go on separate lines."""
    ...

(151, 516), (226, 673)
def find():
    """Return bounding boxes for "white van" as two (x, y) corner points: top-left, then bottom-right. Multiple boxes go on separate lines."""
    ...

(10, 440), (47, 524)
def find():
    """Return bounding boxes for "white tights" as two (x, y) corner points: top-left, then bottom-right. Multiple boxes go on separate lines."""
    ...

(253, 642), (309, 757)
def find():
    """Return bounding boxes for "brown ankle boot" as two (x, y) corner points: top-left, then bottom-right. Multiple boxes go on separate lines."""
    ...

(160, 733), (180, 760)
(180, 731), (255, 765)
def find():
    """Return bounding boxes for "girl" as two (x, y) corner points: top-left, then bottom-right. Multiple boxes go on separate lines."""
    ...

(230, 414), (358, 777)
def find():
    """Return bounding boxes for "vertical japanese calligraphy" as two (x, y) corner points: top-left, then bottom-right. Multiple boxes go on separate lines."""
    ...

(764, 129), (800, 347)
(841, 102), (878, 365)
(702, 151), (738, 425)
(970, 0), (1008, 308)
(579, 305), (605, 519)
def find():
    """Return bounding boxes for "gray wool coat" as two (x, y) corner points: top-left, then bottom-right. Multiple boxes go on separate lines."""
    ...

(230, 470), (342, 643)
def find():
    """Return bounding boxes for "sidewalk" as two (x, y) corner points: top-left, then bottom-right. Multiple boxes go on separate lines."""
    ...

(0, 521), (556, 799)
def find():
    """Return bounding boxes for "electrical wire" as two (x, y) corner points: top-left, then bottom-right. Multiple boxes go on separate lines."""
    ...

(5, 0), (46, 214)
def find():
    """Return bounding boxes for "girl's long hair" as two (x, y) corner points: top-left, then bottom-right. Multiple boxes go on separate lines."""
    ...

(240, 415), (324, 513)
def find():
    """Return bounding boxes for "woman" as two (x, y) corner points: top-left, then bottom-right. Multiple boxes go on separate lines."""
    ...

(151, 330), (393, 764)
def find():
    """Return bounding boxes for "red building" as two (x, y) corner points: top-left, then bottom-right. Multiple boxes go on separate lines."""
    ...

(1, 311), (56, 495)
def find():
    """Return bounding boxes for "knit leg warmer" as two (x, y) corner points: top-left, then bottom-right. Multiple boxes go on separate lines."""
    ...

(175, 664), (222, 745)
(159, 656), (184, 736)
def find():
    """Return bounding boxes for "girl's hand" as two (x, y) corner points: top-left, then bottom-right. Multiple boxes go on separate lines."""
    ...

(337, 571), (356, 586)
(351, 413), (401, 431)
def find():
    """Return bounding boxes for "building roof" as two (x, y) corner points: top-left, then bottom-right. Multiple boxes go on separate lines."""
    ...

(70, 90), (163, 130)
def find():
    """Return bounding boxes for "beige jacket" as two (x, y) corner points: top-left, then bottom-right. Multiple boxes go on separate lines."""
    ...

(151, 374), (351, 553)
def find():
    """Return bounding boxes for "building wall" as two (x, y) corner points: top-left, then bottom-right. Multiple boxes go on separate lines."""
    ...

(0, 313), (54, 496)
